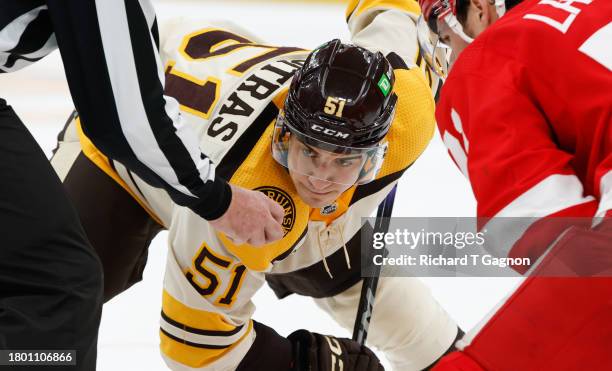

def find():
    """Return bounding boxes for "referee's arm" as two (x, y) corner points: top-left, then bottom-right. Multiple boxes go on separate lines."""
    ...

(1, 0), (230, 220)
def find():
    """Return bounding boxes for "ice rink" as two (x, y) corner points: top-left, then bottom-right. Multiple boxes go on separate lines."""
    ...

(1, 1), (522, 369)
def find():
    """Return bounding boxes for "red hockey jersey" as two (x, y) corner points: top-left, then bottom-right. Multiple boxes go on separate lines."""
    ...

(433, 4), (612, 370)
(437, 0), (611, 221)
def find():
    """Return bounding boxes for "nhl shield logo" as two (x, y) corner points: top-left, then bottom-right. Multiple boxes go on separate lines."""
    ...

(255, 186), (296, 236)
(320, 203), (338, 216)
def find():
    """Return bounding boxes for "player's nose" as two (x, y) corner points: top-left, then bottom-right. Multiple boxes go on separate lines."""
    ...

(307, 175), (334, 191)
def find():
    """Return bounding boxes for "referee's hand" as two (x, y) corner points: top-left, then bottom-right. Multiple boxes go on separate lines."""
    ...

(209, 184), (285, 246)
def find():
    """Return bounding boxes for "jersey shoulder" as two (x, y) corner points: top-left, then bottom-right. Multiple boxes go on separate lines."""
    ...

(379, 64), (435, 179)
(472, 0), (611, 73)
(160, 18), (309, 164)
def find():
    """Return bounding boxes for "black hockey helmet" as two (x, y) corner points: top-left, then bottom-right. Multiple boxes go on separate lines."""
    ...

(272, 40), (396, 185)
(283, 39), (397, 149)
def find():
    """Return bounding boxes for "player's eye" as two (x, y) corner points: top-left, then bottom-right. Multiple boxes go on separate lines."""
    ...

(336, 158), (355, 167)
(302, 147), (317, 158)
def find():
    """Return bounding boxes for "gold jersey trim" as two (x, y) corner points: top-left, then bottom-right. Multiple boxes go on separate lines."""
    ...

(75, 118), (165, 227)
(160, 290), (253, 367)
(348, 0), (421, 21)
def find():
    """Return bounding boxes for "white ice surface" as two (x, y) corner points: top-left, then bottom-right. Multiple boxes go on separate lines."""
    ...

(0, 1), (521, 369)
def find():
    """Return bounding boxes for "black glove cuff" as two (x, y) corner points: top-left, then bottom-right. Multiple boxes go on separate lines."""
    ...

(288, 330), (316, 371)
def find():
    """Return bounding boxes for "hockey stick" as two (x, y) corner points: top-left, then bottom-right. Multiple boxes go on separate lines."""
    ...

(352, 184), (397, 345)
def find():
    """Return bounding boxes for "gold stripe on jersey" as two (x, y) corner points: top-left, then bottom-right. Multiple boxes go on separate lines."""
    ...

(160, 323), (253, 368)
(75, 118), (165, 227)
(162, 290), (241, 333)
(376, 67), (435, 179)
(161, 290), (253, 367)
(347, 0), (421, 21)
(218, 122), (311, 272)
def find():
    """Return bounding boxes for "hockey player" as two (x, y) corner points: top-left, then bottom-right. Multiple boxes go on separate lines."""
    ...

(1, 1), (283, 366)
(416, 0), (612, 370)
(51, 1), (461, 370)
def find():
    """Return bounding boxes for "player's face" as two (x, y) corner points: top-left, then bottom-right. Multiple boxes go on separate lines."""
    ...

(287, 136), (365, 208)
(437, 21), (470, 67)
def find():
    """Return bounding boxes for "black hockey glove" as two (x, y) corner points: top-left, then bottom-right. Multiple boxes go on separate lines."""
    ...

(289, 330), (384, 371)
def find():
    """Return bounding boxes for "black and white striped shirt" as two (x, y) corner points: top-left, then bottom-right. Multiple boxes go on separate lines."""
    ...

(0, 0), (230, 220)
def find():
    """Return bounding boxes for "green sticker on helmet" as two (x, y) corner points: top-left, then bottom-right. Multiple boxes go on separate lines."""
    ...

(377, 75), (391, 97)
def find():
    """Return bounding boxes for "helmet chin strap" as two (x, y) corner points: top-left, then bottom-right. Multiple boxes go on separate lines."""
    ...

(444, 13), (474, 43)
(494, 0), (507, 18)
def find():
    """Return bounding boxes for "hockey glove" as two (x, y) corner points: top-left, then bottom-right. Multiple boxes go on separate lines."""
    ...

(289, 329), (384, 371)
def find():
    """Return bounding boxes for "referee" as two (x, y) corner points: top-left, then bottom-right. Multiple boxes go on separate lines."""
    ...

(0, 1), (284, 369)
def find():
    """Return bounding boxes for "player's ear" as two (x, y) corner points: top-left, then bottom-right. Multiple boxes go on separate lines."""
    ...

(482, 0), (500, 26)
(467, 0), (494, 35)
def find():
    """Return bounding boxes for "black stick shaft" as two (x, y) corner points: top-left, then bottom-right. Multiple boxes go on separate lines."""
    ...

(352, 185), (397, 345)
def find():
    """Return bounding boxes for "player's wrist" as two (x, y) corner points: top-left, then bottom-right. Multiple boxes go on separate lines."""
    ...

(236, 321), (293, 371)
(288, 330), (314, 371)
(195, 177), (232, 221)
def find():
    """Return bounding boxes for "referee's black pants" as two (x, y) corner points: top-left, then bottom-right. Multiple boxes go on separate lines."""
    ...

(0, 99), (103, 370)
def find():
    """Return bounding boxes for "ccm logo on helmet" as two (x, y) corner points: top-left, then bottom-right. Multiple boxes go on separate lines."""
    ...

(310, 124), (350, 139)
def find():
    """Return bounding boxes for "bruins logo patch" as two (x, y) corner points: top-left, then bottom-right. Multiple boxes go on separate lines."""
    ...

(255, 186), (296, 236)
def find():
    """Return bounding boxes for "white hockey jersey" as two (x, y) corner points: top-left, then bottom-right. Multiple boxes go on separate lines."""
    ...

(73, 1), (439, 369)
